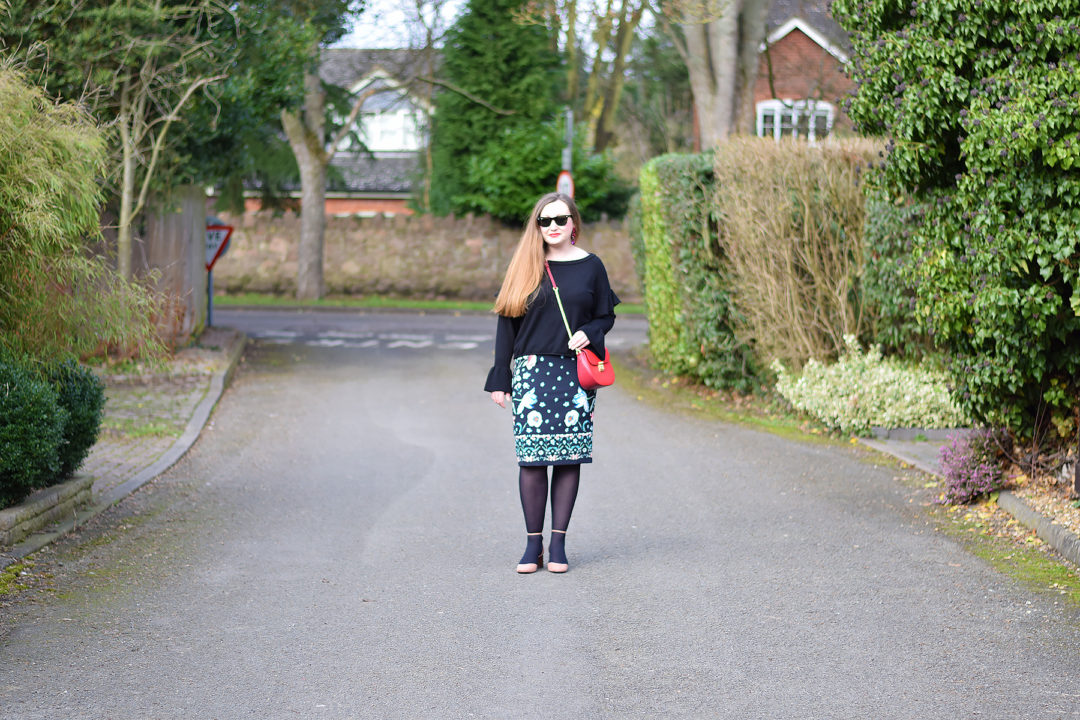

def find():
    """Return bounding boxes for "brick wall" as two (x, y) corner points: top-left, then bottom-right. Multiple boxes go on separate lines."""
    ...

(242, 197), (414, 216)
(211, 211), (641, 302)
(754, 29), (854, 131)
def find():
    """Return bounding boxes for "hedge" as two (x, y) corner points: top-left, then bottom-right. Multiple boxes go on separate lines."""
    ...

(0, 354), (67, 508)
(834, 0), (1080, 439)
(0, 353), (104, 510)
(50, 359), (106, 478)
(713, 137), (878, 370)
(638, 153), (757, 392)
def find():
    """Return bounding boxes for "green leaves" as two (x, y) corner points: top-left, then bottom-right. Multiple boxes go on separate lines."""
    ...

(833, 0), (1080, 439)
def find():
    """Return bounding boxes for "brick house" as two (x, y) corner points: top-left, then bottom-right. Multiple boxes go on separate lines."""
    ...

(753, 0), (853, 141)
(318, 48), (431, 216)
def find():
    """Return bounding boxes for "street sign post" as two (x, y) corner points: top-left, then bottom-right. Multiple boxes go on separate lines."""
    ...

(205, 221), (233, 328)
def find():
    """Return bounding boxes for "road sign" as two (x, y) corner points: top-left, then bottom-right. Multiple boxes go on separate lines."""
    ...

(205, 224), (233, 271)
(557, 170), (574, 198)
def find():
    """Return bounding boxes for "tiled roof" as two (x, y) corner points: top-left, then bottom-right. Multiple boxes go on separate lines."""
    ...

(767, 0), (851, 54)
(320, 48), (436, 90)
(328, 152), (420, 194)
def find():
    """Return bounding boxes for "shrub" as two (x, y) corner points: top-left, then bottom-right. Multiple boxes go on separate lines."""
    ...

(833, 0), (1080, 439)
(714, 137), (879, 370)
(773, 336), (968, 437)
(0, 353), (67, 508)
(861, 189), (931, 360)
(637, 152), (757, 392)
(938, 429), (1009, 505)
(50, 359), (106, 477)
(0, 67), (165, 362)
(458, 119), (633, 224)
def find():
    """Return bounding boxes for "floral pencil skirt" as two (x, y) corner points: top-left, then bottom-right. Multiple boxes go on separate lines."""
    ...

(511, 354), (597, 466)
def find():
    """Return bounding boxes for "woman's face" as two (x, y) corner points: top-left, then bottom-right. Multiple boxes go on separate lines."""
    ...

(537, 200), (575, 248)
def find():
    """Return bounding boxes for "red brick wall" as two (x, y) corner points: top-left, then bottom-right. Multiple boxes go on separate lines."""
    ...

(753, 28), (854, 132)
(240, 197), (413, 216)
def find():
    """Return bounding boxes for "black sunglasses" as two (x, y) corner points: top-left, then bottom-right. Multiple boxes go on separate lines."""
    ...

(537, 214), (572, 228)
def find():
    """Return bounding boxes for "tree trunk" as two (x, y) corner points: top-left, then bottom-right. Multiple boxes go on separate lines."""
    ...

(117, 82), (136, 281)
(297, 158), (327, 299)
(734, 0), (772, 133)
(682, 3), (740, 149)
(566, 0), (579, 102)
(593, 1), (643, 151)
(281, 64), (328, 300)
(680, 0), (772, 148)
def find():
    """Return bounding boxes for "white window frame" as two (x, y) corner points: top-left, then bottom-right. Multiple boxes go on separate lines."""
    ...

(756, 99), (835, 142)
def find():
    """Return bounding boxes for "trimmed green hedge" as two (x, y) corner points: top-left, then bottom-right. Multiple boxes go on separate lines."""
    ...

(51, 359), (106, 478)
(0, 353), (104, 509)
(0, 355), (66, 508)
(637, 153), (757, 392)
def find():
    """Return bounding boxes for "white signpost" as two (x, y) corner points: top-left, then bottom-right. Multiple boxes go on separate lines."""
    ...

(205, 221), (233, 327)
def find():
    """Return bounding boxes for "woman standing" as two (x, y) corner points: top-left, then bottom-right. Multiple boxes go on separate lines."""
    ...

(484, 192), (620, 574)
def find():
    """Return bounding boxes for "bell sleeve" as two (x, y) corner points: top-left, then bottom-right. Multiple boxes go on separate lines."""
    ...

(578, 260), (620, 358)
(483, 313), (516, 393)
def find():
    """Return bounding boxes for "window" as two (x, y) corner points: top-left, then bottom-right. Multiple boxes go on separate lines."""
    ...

(756, 100), (835, 141)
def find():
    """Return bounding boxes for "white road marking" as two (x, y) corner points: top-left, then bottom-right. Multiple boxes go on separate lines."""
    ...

(386, 340), (433, 348)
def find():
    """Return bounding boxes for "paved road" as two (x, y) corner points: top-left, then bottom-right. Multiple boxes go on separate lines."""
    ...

(2, 310), (1079, 719)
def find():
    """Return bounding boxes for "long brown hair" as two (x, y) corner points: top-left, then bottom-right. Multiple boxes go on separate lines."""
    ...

(493, 192), (582, 317)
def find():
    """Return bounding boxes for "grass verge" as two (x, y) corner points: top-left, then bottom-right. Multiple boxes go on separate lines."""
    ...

(613, 348), (839, 446)
(933, 496), (1080, 607)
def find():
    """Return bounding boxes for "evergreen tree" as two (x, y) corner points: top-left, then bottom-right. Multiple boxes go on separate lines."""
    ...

(429, 0), (562, 219)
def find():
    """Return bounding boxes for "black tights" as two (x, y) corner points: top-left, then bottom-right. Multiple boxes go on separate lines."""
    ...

(519, 464), (580, 565)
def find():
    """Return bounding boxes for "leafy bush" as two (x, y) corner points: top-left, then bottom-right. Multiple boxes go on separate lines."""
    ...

(773, 336), (968, 437)
(833, 0), (1080, 439)
(0, 67), (164, 362)
(861, 189), (931, 360)
(0, 353), (67, 508)
(938, 429), (1009, 505)
(714, 137), (878, 370)
(50, 360), (106, 477)
(459, 119), (632, 224)
(637, 152), (757, 392)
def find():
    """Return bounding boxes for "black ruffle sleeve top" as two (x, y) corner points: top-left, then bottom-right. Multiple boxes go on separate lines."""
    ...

(484, 254), (620, 393)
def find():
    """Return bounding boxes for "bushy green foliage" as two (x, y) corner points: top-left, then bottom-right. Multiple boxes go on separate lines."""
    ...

(428, 0), (561, 218)
(637, 153), (757, 392)
(49, 360), (106, 478)
(0, 67), (164, 361)
(773, 336), (968, 437)
(0, 353), (67, 508)
(861, 189), (931, 359)
(833, 0), (1080, 438)
(458, 119), (632, 223)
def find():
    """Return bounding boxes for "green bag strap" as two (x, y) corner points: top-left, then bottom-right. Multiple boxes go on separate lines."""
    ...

(544, 261), (576, 347)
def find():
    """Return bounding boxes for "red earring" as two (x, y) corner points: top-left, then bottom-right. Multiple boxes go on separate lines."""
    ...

(571, 229), (577, 245)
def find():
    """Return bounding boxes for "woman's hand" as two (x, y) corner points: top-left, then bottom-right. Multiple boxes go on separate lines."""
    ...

(568, 330), (591, 353)
(491, 391), (509, 408)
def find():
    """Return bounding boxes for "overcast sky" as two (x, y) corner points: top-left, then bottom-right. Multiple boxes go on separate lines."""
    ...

(334, 0), (466, 48)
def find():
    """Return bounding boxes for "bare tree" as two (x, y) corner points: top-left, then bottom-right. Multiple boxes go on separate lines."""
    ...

(283, 0), (510, 299)
(519, 0), (646, 152)
(98, 0), (233, 280)
(651, 0), (773, 148)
